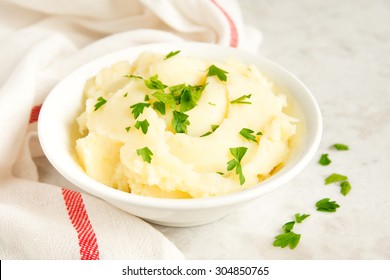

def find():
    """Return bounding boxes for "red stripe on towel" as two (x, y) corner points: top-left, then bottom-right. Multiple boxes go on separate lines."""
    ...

(62, 188), (100, 260)
(29, 104), (42, 123)
(210, 0), (239, 47)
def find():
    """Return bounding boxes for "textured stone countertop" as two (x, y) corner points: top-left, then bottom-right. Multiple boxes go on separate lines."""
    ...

(152, 0), (390, 259)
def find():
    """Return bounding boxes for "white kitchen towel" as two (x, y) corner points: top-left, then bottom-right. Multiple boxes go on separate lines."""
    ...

(0, 0), (261, 259)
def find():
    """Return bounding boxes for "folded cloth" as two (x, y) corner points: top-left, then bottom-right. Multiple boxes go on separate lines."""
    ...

(0, 0), (261, 259)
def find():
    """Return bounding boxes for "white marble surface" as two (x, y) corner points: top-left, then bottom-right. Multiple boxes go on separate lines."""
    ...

(34, 0), (390, 259)
(151, 0), (390, 259)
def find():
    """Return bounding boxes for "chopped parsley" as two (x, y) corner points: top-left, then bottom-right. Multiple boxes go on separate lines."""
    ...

(200, 124), (219, 137)
(227, 147), (248, 185)
(165, 50), (181, 60)
(125, 126), (131, 132)
(123, 92), (128, 97)
(144, 74), (167, 90)
(295, 213), (310, 223)
(178, 84), (206, 112)
(273, 232), (301, 249)
(152, 91), (176, 109)
(124, 74), (143, 79)
(316, 198), (340, 212)
(152, 101), (166, 115)
(94, 96), (107, 111)
(325, 173), (348, 185)
(319, 154), (331, 166)
(130, 102), (150, 119)
(230, 94), (252, 104)
(172, 110), (190, 134)
(273, 213), (309, 249)
(334, 143), (349, 151)
(340, 181), (352, 196)
(239, 128), (258, 143)
(136, 147), (153, 163)
(207, 64), (229, 81)
(134, 119), (150, 134)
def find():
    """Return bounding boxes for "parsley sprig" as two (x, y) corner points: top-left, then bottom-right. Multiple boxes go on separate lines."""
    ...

(316, 198), (340, 212)
(172, 110), (190, 134)
(227, 147), (248, 185)
(130, 102), (150, 119)
(94, 96), (107, 111)
(165, 50), (181, 60)
(136, 147), (153, 163)
(207, 64), (228, 81)
(273, 213), (310, 249)
(239, 128), (260, 143)
(230, 94), (252, 104)
(134, 119), (150, 134)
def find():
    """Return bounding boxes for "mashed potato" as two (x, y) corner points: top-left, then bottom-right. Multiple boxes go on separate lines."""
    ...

(75, 51), (298, 198)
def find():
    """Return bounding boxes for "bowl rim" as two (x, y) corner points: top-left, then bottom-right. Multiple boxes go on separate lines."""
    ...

(38, 42), (322, 210)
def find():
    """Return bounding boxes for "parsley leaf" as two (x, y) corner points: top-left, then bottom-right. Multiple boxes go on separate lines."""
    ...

(230, 94), (252, 104)
(152, 101), (166, 115)
(295, 213), (310, 223)
(227, 147), (248, 185)
(165, 50), (181, 60)
(282, 221), (295, 233)
(319, 154), (331, 166)
(144, 74), (167, 90)
(340, 181), (352, 196)
(134, 119), (150, 134)
(273, 232), (301, 249)
(124, 74), (143, 79)
(123, 92), (128, 97)
(334, 143), (349, 151)
(94, 96), (107, 111)
(316, 198), (340, 212)
(239, 128), (258, 143)
(178, 84), (206, 112)
(207, 64), (229, 81)
(125, 126), (131, 132)
(152, 91), (176, 108)
(136, 147), (153, 163)
(130, 102), (150, 119)
(200, 124), (219, 137)
(172, 110), (190, 134)
(325, 173), (348, 185)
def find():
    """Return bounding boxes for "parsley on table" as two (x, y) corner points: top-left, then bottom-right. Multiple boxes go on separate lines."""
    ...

(136, 147), (153, 163)
(164, 50), (181, 60)
(325, 173), (348, 185)
(230, 94), (252, 104)
(130, 102), (150, 119)
(333, 143), (349, 151)
(319, 154), (331, 166)
(227, 147), (248, 185)
(207, 64), (229, 81)
(340, 181), (352, 196)
(295, 213), (310, 223)
(134, 119), (149, 134)
(273, 213), (310, 249)
(316, 198), (340, 212)
(94, 96), (107, 111)
(172, 110), (190, 134)
(239, 128), (258, 143)
(273, 232), (301, 249)
(200, 124), (219, 137)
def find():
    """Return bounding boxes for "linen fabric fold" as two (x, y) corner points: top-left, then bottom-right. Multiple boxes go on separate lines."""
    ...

(0, 0), (261, 259)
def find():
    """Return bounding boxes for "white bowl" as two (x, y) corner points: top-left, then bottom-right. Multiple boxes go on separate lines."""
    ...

(38, 42), (322, 227)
